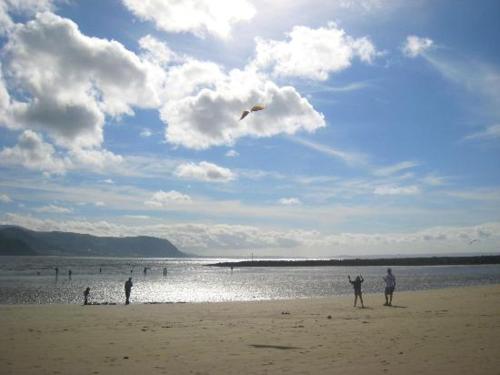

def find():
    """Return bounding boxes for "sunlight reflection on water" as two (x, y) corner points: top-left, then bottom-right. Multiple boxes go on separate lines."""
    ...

(0, 257), (499, 304)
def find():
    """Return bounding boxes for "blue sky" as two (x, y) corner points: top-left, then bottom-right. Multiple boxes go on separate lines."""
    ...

(0, 0), (499, 256)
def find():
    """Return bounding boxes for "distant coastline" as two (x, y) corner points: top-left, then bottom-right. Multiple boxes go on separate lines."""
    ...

(209, 255), (500, 268)
(0, 225), (186, 258)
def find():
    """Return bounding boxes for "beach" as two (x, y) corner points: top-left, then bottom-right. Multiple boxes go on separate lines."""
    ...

(0, 284), (499, 375)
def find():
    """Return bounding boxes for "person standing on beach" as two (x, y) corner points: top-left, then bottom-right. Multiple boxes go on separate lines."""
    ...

(83, 287), (90, 305)
(348, 275), (364, 308)
(125, 277), (133, 305)
(68, 269), (72, 280)
(383, 268), (396, 306)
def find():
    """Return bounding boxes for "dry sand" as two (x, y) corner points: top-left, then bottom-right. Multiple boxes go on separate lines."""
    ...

(0, 284), (499, 375)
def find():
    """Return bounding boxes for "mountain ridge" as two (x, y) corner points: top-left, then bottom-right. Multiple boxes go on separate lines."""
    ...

(0, 225), (187, 257)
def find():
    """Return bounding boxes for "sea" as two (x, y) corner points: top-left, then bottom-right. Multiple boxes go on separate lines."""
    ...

(0, 256), (499, 304)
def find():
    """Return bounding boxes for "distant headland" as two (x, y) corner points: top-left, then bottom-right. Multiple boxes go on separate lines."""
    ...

(0, 225), (187, 258)
(209, 255), (500, 268)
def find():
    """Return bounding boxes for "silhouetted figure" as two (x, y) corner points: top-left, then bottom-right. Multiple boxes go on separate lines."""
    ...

(143, 267), (148, 276)
(68, 269), (72, 280)
(55, 267), (59, 278)
(383, 268), (396, 306)
(230, 266), (234, 273)
(99, 267), (102, 274)
(348, 275), (364, 308)
(84, 287), (90, 305)
(163, 267), (167, 276)
(125, 277), (133, 305)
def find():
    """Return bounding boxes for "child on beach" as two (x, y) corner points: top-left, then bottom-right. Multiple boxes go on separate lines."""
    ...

(348, 275), (364, 308)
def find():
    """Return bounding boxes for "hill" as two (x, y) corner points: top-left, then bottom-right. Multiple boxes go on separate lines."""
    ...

(0, 226), (186, 257)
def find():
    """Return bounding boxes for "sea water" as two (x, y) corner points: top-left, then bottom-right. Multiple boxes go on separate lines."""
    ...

(0, 256), (499, 304)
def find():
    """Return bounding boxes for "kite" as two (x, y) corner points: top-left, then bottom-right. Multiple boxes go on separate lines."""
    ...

(239, 104), (266, 120)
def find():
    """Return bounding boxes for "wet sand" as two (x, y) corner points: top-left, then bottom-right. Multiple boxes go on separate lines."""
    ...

(0, 284), (499, 374)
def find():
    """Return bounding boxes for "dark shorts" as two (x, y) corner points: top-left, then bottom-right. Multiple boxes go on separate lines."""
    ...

(354, 290), (362, 296)
(385, 286), (395, 295)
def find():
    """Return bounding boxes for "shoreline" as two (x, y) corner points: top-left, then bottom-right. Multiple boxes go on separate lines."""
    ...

(1, 281), (500, 306)
(1, 284), (499, 374)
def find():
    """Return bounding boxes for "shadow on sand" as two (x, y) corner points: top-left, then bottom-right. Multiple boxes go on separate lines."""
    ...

(249, 344), (301, 350)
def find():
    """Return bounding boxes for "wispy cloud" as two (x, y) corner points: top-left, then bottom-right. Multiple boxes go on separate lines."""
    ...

(423, 52), (500, 113)
(289, 136), (367, 165)
(34, 204), (73, 214)
(302, 80), (372, 94)
(462, 124), (500, 142)
(373, 184), (420, 195)
(225, 149), (239, 158)
(373, 161), (419, 177)
(140, 128), (153, 138)
(445, 188), (500, 202)
(278, 197), (302, 206)
(0, 194), (12, 203)
(402, 35), (433, 58)
(145, 190), (192, 208)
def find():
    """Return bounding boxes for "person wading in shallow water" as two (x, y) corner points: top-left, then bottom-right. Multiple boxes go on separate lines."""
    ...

(83, 287), (90, 305)
(124, 277), (133, 305)
(348, 275), (364, 308)
(383, 268), (396, 306)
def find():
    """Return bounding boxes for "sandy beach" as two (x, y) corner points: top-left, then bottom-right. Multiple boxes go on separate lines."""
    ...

(0, 284), (499, 375)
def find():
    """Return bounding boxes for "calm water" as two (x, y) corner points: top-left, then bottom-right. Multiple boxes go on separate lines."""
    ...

(0, 256), (499, 304)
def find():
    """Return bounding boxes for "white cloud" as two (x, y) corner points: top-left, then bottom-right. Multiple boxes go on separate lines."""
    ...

(373, 185), (420, 195)
(225, 149), (239, 157)
(1, 12), (160, 149)
(139, 35), (180, 66)
(373, 161), (419, 177)
(145, 190), (192, 207)
(69, 148), (123, 173)
(463, 124), (500, 142)
(123, 215), (150, 220)
(0, 130), (123, 176)
(103, 178), (114, 184)
(402, 35), (434, 58)
(95, 201), (105, 207)
(253, 23), (378, 80)
(122, 0), (256, 39)
(161, 66), (325, 149)
(278, 197), (302, 206)
(0, 64), (10, 122)
(0, 0), (54, 35)
(175, 161), (236, 183)
(162, 59), (225, 101)
(34, 204), (72, 214)
(0, 194), (12, 203)
(0, 130), (71, 174)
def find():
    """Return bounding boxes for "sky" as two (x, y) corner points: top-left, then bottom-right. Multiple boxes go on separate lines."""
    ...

(0, 0), (499, 257)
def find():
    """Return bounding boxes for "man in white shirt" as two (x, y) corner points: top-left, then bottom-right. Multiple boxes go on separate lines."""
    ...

(383, 268), (396, 306)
